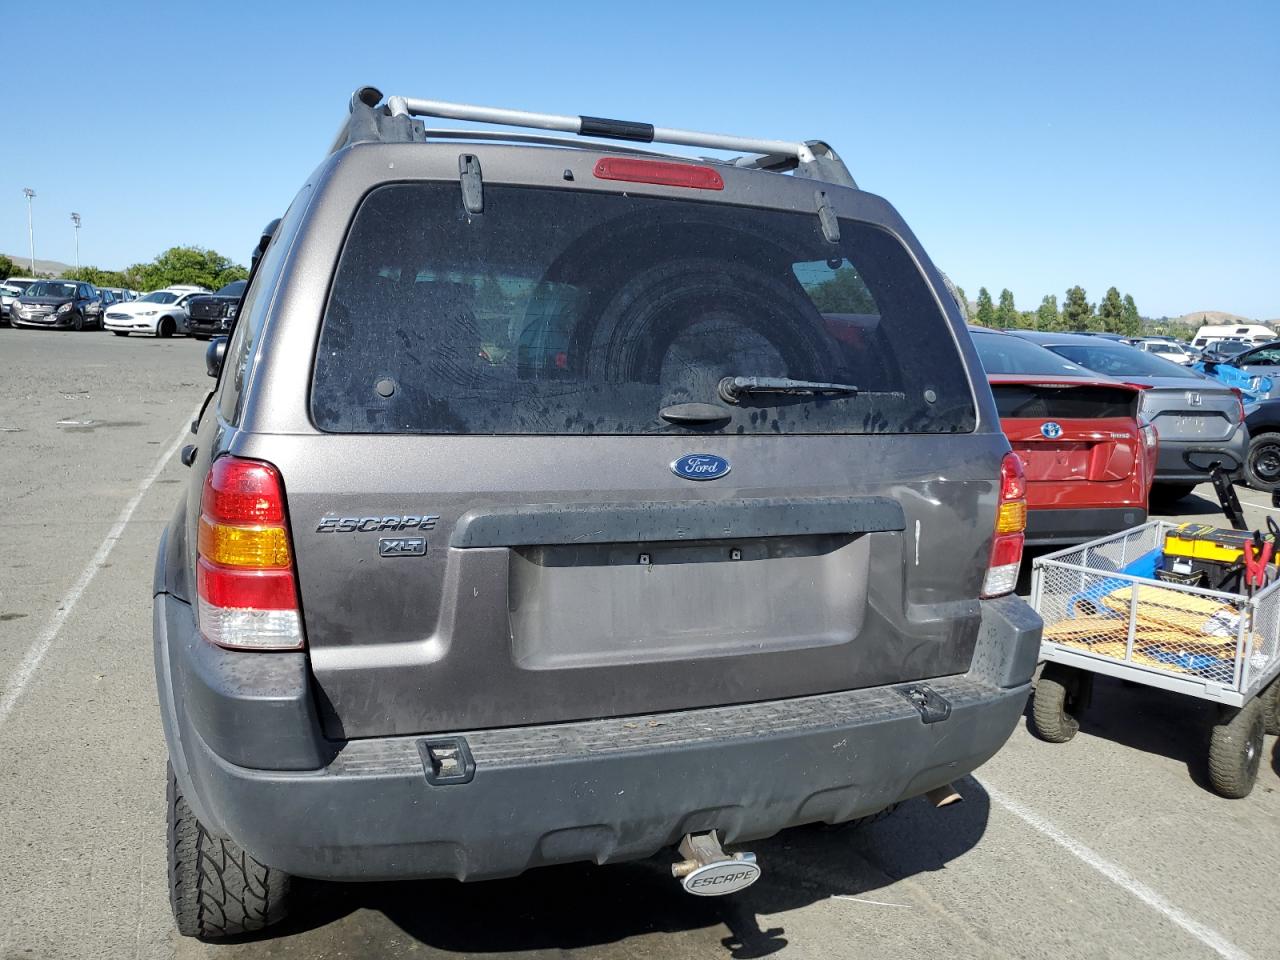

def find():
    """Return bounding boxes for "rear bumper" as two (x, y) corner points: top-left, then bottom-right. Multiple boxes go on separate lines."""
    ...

(1154, 429), (1248, 483)
(155, 587), (1040, 883)
(1024, 505), (1147, 547)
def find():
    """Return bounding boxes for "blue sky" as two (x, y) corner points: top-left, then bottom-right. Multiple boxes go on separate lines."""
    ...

(3, 0), (1276, 318)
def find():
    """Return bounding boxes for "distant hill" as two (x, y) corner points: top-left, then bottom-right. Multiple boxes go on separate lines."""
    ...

(1, 253), (75, 278)
(1172, 310), (1269, 328)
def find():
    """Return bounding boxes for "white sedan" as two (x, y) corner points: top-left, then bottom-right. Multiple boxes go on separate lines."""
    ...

(103, 286), (209, 338)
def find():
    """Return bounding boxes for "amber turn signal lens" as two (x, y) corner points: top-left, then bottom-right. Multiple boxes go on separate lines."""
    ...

(996, 500), (1027, 534)
(198, 516), (292, 568)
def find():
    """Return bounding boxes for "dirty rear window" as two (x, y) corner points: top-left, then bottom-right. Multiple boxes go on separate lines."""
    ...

(311, 182), (975, 435)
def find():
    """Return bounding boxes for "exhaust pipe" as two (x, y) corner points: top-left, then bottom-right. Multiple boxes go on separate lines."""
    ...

(926, 782), (963, 808)
(671, 831), (760, 896)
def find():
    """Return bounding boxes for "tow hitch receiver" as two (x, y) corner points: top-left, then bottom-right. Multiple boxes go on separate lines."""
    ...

(671, 830), (760, 896)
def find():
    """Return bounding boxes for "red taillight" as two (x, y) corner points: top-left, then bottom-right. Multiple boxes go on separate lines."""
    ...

(197, 560), (298, 610)
(989, 534), (1024, 568)
(1231, 388), (1246, 424)
(202, 458), (285, 524)
(196, 455), (303, 651)
(593, 157), (725, 190)
(983, 453), (1026, 598)
(1000, 451), (1027, 501)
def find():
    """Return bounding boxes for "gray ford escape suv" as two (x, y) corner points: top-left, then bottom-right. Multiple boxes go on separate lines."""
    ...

(154, 87), (1042, 938)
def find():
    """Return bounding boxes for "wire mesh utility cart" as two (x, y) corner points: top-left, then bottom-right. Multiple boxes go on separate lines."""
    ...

(1030, 520), (1280, 797)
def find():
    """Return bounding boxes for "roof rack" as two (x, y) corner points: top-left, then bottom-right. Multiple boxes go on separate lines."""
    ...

(329, 87), (856, 189)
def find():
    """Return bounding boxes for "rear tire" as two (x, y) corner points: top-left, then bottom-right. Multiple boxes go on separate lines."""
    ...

(1031, 664), (1084, 743)
(1260, 677), (1280, 737)
(1150, 482), (1196, 505)
(1207, 699), (1264, 799)
(167, 763), (291, 939)
(1244, 432), (1280, 492)
(158, 316), (176, 338)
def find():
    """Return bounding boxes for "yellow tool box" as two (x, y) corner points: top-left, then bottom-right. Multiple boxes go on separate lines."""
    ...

(1159, 523), (1278, 589)
(1164, 523), (1276, 563)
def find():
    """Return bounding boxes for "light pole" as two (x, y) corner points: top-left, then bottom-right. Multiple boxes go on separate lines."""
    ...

(70, 212), (81, 270)
(23, 188), (36, 273)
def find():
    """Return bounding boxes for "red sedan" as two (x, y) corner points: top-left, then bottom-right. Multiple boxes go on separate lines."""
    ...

(972, 328), (1157, 546)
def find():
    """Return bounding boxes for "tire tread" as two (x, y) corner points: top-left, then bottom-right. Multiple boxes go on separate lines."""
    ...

(167, 765), (289, 938)
(1207, 700), (1264, 799)
(1031, 666), (1081, 743)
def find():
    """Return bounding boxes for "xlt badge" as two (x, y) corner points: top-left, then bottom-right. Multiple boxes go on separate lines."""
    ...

(316, 515), (440, 533)
(379, 537), (427, 557)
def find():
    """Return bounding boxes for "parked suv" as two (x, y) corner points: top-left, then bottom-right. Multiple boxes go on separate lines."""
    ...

(184, 279), (247, 340)
(154, 87), (1042, 939)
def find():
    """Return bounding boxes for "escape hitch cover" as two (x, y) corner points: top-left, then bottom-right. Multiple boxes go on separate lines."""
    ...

(671, 830), (761, 896)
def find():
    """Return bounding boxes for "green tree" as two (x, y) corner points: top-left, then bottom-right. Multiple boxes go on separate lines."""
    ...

(1121, 293), (1141, 336)
(0, 254), (15, 280)
(1036, 294), (1060, 331)
(1097, 286), (1124, 332)
(61, 266), (128, 288)
(952, 284), (970, 321)
(994, 288), (1018, 328)
(127, 246), (248, 292)
(974, 287), (995, 327)
(1062, 286), (1092, 330)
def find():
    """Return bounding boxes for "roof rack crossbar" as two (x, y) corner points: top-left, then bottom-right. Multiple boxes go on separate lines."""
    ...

(331, 88), (856, 188)
(388, 95), (818, 165)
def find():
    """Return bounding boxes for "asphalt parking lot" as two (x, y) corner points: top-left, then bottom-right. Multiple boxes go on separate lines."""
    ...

(1, 330), (1278, 960)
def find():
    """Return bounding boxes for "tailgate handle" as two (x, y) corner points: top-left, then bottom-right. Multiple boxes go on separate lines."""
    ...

(451, 496), (906, 548)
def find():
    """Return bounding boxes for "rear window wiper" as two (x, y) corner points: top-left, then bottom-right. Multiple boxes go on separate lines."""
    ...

(718, 376), (859, 404)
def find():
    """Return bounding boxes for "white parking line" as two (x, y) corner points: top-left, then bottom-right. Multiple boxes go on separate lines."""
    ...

(0, 412), (195, 728)
(1235, 496), (1280, 514)
(986, 783), (1251, 960)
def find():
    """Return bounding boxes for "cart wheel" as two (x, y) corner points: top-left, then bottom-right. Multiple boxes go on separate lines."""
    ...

(1207, 699), (1265, 799)
(1261, 677), (1280, 737)
(1031, 664), (1086, 743)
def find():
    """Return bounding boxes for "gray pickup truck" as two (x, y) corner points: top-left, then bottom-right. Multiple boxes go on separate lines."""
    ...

(154, 87), (1042, 938)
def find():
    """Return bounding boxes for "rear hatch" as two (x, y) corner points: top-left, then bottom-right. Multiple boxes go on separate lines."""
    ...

(1038, 341), (1242, 444)
(1140, 382), (1242, 442)
(269, 169), (1003, 739)
(989, 377), (1147, 509)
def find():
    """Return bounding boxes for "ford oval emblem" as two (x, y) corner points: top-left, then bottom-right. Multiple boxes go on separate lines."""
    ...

(1040, 421), (1063, 440)
(671, 453), (731, 481)
(680, 858), (762, 896)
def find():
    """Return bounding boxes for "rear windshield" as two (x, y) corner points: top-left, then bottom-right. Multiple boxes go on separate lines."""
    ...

(972, 332), (1091, 377)
(991, 383), (1137, 419)
(311, 182), (975, 435)
(1046, 342), (1201, 380)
